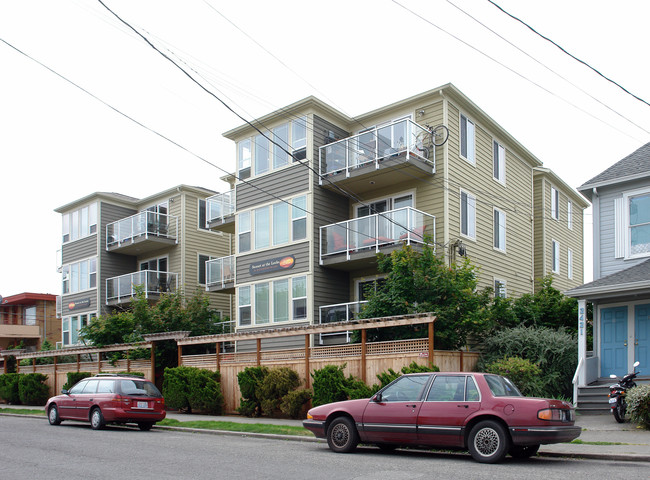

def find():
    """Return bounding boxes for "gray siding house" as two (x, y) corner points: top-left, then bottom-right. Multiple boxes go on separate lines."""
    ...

(568, 142), (650, 385)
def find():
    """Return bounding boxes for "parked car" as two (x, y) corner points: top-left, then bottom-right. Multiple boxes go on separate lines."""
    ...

(303, 372), (580, 463)
(45, 374), (166, 431)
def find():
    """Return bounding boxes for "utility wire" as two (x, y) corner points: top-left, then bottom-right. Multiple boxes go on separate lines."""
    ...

(486, 0), (650, 108)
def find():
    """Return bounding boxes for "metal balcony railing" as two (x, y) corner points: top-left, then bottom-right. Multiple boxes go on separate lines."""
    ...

(319, 207), (434, 263)
(319, 119), (433, 181)
(106, 270), (178, 303)
(206, 255), (235, 289)
(106, 211), (178, 249)
(206, 190), (235, 225)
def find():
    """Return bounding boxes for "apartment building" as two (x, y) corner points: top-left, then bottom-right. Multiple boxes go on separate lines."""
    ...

(0, 292), (60, 351)
(54, 185), (231, 347)
(205, 84), (587, 349)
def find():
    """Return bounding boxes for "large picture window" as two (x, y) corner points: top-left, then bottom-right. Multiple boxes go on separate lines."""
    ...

(62, 313), (96, 346)
(62, 203), (98, 243)
(237, 275), (308, 327)
(62, 257), (97, 294)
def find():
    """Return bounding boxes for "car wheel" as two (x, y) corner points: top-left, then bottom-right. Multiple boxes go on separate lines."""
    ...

(509, 444), (539, 459)
(138, 422), (154, 431)
(48, 405), (61, 425)
(90, 408), (105, 430)
(468, 420), (510, 463)
(326, 417), (359, 453)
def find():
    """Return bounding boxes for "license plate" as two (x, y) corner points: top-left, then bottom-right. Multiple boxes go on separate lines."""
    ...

(136, 401), (149, 409)
(609, 398), (617, 404)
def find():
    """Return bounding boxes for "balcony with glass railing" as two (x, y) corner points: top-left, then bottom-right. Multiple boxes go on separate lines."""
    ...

(206, 190), (236, 233)
(319, 119), (434, 194)
(106, 270), (179, 305)
(320, 207), (434, 269)
(317, 300), (368, 345)
(106, 211), (178, 255)
(206, 255), (235, 293)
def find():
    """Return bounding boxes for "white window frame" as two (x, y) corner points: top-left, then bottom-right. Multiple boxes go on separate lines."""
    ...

(567, 201), (573, 230)
(62, 312), (96, 346)
(567, 249), (573, 280)
(493, 140), (505, 184)
(62, 202), (98, 243)
(238, 211), (251, 253)
(551, 186), (559, 221)
(61, 256), (97, 295)
(237, 275), (309, 328)
(460, 189), (476, 240)
(623, 188), (650, 259)
(552, 240), (560, 274)
(493, 207), (506, 252)
(493, 278), (507, 298)
(238, 286), (252, 327)
(460, 113), (475, 165)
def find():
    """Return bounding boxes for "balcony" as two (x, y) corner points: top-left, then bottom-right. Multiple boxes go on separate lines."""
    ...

(207, 190), (235, 234)
(318, 301), (367, 344)
(319, 207), (434, 270)
(106, 270), (179, 306)
(106, 212), (178, 255)
(0, 321), (40, 340)
(206, 255), (235, 294)
(319, 119), (434, 194)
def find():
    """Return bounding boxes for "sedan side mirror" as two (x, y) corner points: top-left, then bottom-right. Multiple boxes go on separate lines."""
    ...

(61, 389), (69, 395)
(373, 393), (383, 403)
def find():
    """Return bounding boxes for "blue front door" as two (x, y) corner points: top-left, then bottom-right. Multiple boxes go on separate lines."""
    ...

(635, 304), (650, 369)
(601, 306), (628, 377)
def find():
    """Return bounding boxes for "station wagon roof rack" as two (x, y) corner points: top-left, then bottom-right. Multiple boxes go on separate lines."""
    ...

(93, 373), (145, 378)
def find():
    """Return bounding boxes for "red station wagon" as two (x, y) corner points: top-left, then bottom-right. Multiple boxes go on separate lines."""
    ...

(303, 372), (581, 463)
(45, 374), (166, 431)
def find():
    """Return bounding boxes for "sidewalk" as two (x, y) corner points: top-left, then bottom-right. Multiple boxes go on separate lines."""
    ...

(3, 405), (649, 462)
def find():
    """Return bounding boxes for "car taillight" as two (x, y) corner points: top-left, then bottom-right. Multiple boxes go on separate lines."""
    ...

(538, 408), (573, 421)
(114, 395), (131, 405)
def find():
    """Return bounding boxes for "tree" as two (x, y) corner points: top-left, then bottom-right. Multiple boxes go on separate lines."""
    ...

(357, 242), (492, 350)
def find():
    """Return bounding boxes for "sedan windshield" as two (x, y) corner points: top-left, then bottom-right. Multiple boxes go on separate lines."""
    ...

(485, 375), (523, 397)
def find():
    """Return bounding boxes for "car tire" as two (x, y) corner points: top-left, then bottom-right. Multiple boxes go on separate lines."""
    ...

(326, 417), (359, 453)
(90, 408), (105, 430)
(468, 420), (510, 463)
(509, 444), (539, 459)
(138, 422), (154, 431)
(48, 405), (61, 425)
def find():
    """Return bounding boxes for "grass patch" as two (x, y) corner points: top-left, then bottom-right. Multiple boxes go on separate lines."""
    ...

(156, 418), (312, 437)
(569, 439), (629, 446)
(0, 407), (45, 415)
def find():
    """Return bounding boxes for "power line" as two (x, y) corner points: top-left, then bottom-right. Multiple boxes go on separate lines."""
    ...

(486, 0), (650, 108)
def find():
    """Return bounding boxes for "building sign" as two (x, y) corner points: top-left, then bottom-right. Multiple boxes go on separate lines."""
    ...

(249, 255), (295, 276)
(68, 298), (91, 311)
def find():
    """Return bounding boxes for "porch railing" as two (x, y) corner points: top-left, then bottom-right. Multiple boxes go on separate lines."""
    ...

(206, 255), (235, 289)
(106, 211), (178, 248)
(106, 270), (179, 303)
(206, 190), (235, 225)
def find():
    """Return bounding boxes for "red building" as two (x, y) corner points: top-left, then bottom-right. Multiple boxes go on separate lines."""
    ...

(0, 293), (60, 352)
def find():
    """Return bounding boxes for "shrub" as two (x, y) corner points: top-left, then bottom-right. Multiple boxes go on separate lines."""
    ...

(163, 366), (223, 414)
(375, 361), (440, 390)
(478, 326), (576, 398)
(258, 367), (301, 416)
(311, 364), (372, 407)
(62, 372), (92, 391)
(484, 356), (544, 397)
(18, 373), (50, 405)
(280, 388), (312, 419)
(236, 366), (269, 417)
(626, 384), (650, 428)
(0, 373), (21, 404)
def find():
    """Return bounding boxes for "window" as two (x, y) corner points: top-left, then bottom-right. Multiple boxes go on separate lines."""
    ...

(292, 116), (307, 160)
(62, 313), (96, 346)
(24, 306), (36, 326)
(552, 240), (560, 273)
(273, 279), (289, 323)
(551, 187), (559, 220)
(198, 254), (215, 285)
(198, 199), (208, 230)
(238, 139), (251, 179)
(254, 206), (270, 249)
(273, 203), (289, 246)
(493, 208), (506, 251)
(62, 257), (97, 294)
(493, 140), (505, 183)
(427, 375), (466, 402)
(254, 134), (270, 176)
(292, 276), (307, 320)
(238, 211), (251, 253)
(629, 192), (650, 256)
(568, 249), (573, 280)
(255, 283), (269, 324)
(494, 279), (506, 298)
(273, 124), (289, 169)
(291, 196), (307, 241)
(460, 190), (476, 239)
(567, 201), (573, 230)
(460, 114), (475, 164)
(381, 374), (429, 402)
(62, 203), (98, 243)
(238, 286), (251, 326)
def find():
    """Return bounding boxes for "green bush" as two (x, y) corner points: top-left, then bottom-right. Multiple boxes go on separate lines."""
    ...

(280, 388), (312, 419)
(375, 361), (440, 390)
(259, 367), (301, 415)
(62, 372), (92, 392)
(484, 356), (544, 397)
(626, 384), (650, 428)
(163, 366), (223, 414)
(311, 364), (372, 407)
(18, 373), (50, 406)
(0, 373), (21, 404)
(236, 366), (269, 417)
(478, 326), (576, 398)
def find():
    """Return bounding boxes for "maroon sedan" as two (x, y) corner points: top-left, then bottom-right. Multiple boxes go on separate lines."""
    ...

(303, 372), (580, 463)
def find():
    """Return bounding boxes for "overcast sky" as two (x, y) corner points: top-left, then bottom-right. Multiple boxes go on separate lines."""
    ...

(1, 0), (649, 298)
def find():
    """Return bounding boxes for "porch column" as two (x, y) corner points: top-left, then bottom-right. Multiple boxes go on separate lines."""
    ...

(578, 299), (587, 386)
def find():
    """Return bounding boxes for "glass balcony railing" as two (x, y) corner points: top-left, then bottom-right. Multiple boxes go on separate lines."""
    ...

(106, 212), (178, 248)
(319, 301), (368, 325)
(319, 207), (435, 262)
(207, 190), (236, 225)
(319, 119), (433, 179)
(106, 270), (178, 303)
(206, 255), (235, 289)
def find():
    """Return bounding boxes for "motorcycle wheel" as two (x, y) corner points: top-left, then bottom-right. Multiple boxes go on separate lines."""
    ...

(613, 404), (625, 423)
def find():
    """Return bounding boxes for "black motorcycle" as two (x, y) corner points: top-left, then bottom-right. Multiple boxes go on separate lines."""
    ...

(608, 361), (640, 423)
